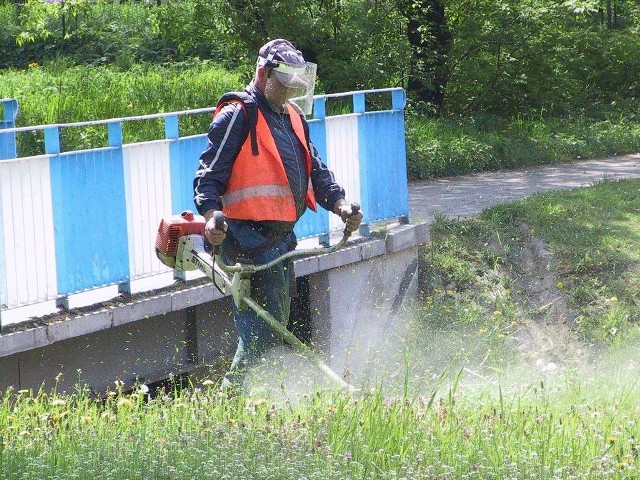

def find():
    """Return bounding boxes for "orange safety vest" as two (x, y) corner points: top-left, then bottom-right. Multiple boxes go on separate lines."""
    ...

(217, 101), (317, 222)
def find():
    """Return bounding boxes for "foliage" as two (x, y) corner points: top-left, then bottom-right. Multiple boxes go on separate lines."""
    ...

(424, 179), (640, 344)
(406, 113), (640, 179)
(2, 0), (638, 118)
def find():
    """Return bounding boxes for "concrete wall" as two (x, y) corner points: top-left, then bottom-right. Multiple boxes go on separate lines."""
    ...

(310, 246), (419, 383)
(0, 223), (429, 393)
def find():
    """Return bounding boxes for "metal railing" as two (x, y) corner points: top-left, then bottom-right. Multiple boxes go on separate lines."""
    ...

(0, 89), (408, 328)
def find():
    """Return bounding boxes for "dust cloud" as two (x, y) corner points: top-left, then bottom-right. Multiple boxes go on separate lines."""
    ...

(242, 302), (640, 403)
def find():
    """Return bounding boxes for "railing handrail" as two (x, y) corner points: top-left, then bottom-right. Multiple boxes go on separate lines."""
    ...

(318, 86), (404, 99)
(0, 88), (406, 135)
(1, 107), (216, 134)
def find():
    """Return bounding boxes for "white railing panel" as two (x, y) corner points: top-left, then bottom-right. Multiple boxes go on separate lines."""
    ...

(325, 115), (361, 232)
(123, 141), (173, 282)
(0, 156), (57, 308)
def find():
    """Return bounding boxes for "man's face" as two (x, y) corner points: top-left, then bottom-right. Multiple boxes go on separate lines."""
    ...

(264, 75), (305, 112)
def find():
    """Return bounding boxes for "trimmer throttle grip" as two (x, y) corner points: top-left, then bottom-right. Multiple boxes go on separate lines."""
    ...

(212, 210), (226, 255)
(213, 210), (225, 231)
(343, 202), (361, 237)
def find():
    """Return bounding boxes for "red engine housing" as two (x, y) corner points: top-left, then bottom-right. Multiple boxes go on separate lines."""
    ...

(155, 210), (205, 267)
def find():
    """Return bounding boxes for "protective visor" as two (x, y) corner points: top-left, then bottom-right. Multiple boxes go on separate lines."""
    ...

(258, 57), (317, 115)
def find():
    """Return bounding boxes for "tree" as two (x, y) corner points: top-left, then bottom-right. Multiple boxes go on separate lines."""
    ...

(398, 0), (452, 115)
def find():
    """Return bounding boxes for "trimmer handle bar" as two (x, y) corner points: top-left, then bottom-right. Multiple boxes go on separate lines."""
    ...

(214, 202), (361, 274)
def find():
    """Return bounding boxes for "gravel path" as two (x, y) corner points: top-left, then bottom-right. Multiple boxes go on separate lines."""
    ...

(408, 153), (640, 224)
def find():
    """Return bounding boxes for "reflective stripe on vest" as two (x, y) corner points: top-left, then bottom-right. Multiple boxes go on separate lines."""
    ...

(220, 102), (317, 221)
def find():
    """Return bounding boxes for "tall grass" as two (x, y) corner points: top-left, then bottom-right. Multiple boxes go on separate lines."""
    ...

(0, 61), (243, 154)
(2, 364), (640, 479)
(406, 113), (640, 179)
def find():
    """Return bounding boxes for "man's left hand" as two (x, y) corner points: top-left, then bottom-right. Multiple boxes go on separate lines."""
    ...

(335, 200), (363, 234)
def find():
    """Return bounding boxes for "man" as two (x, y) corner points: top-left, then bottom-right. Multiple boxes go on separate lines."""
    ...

(193, 38), (363, 390)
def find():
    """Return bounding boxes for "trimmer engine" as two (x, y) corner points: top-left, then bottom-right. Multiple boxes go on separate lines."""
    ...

(155, 210), (205, 268)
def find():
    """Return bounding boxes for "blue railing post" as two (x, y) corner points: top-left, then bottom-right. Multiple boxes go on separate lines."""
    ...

(392, 89), (406, 111)
(309, 96), (331, 246)
(0, 98), (19, 160)
(165, 115), (179, 140)
(355, 92), (371, 237)
(44, 126), (61, 154)
(108, 121), (123, 147)
(353, 93), (366, 114)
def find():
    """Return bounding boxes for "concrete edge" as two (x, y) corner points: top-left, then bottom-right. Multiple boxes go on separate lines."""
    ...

(0, 222), (429, 358)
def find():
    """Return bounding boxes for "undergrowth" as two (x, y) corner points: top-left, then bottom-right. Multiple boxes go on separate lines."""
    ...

(421, 178), (640, 346)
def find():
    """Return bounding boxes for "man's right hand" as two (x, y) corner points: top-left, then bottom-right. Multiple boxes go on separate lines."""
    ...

(204, 209), (227, 245)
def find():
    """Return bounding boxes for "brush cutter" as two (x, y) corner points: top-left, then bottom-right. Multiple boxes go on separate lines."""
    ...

(155, 206), (361, 392)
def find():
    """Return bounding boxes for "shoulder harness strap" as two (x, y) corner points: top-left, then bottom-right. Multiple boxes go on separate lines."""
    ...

(216, 91), (259, 156)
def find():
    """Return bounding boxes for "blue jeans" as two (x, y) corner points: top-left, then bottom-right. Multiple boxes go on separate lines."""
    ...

(221, 223), (295, 387)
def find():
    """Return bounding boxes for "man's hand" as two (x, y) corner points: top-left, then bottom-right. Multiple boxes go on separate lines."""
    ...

(334, 199), (363, 234)
(203, 209), (227, 245)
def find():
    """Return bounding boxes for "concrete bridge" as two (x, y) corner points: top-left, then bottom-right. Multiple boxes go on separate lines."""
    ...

(0, 91), (428, 393)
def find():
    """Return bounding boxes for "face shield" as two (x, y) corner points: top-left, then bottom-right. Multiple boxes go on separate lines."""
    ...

(258, 56), (317, 115)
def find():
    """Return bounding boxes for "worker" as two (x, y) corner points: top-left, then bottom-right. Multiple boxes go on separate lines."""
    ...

(193, 38), (363, 391)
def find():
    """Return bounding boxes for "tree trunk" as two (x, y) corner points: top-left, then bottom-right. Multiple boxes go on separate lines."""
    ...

(400, 0), (452, 115)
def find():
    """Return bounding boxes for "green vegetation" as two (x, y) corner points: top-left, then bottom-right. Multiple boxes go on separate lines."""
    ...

(406, 115), (640, 179)
(1, 359), (639, 478)
(422, 178), (640, 345)
(1, 0), (640, 176)
(2, 179), (639, 479)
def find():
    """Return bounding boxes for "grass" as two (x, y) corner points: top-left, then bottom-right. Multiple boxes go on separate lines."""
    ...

(1, 365), (640, 479)
(2, 179), (640, 478)
(0, 60), (244, 155)
(406, 113), (640, 179)
(422, 178), (640, 346)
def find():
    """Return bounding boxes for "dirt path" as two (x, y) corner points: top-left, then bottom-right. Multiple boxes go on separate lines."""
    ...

(408, 154), (640, 224)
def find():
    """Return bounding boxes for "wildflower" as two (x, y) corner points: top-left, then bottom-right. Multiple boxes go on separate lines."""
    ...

(493, 310), (502, 317)
(117, 398), (133, 408)
(556, 281), (564, 289)
(80, 416), (93, 425)
(51, 399), (66, 407)
(137, 384), (149, 394)
(202, 379), (214, 386)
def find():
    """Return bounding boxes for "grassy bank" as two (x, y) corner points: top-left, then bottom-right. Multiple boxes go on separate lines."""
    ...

(422, 178), (640, 347)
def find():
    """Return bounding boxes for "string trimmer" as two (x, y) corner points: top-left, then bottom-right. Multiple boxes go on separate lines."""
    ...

(155, 206), (361, 392)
